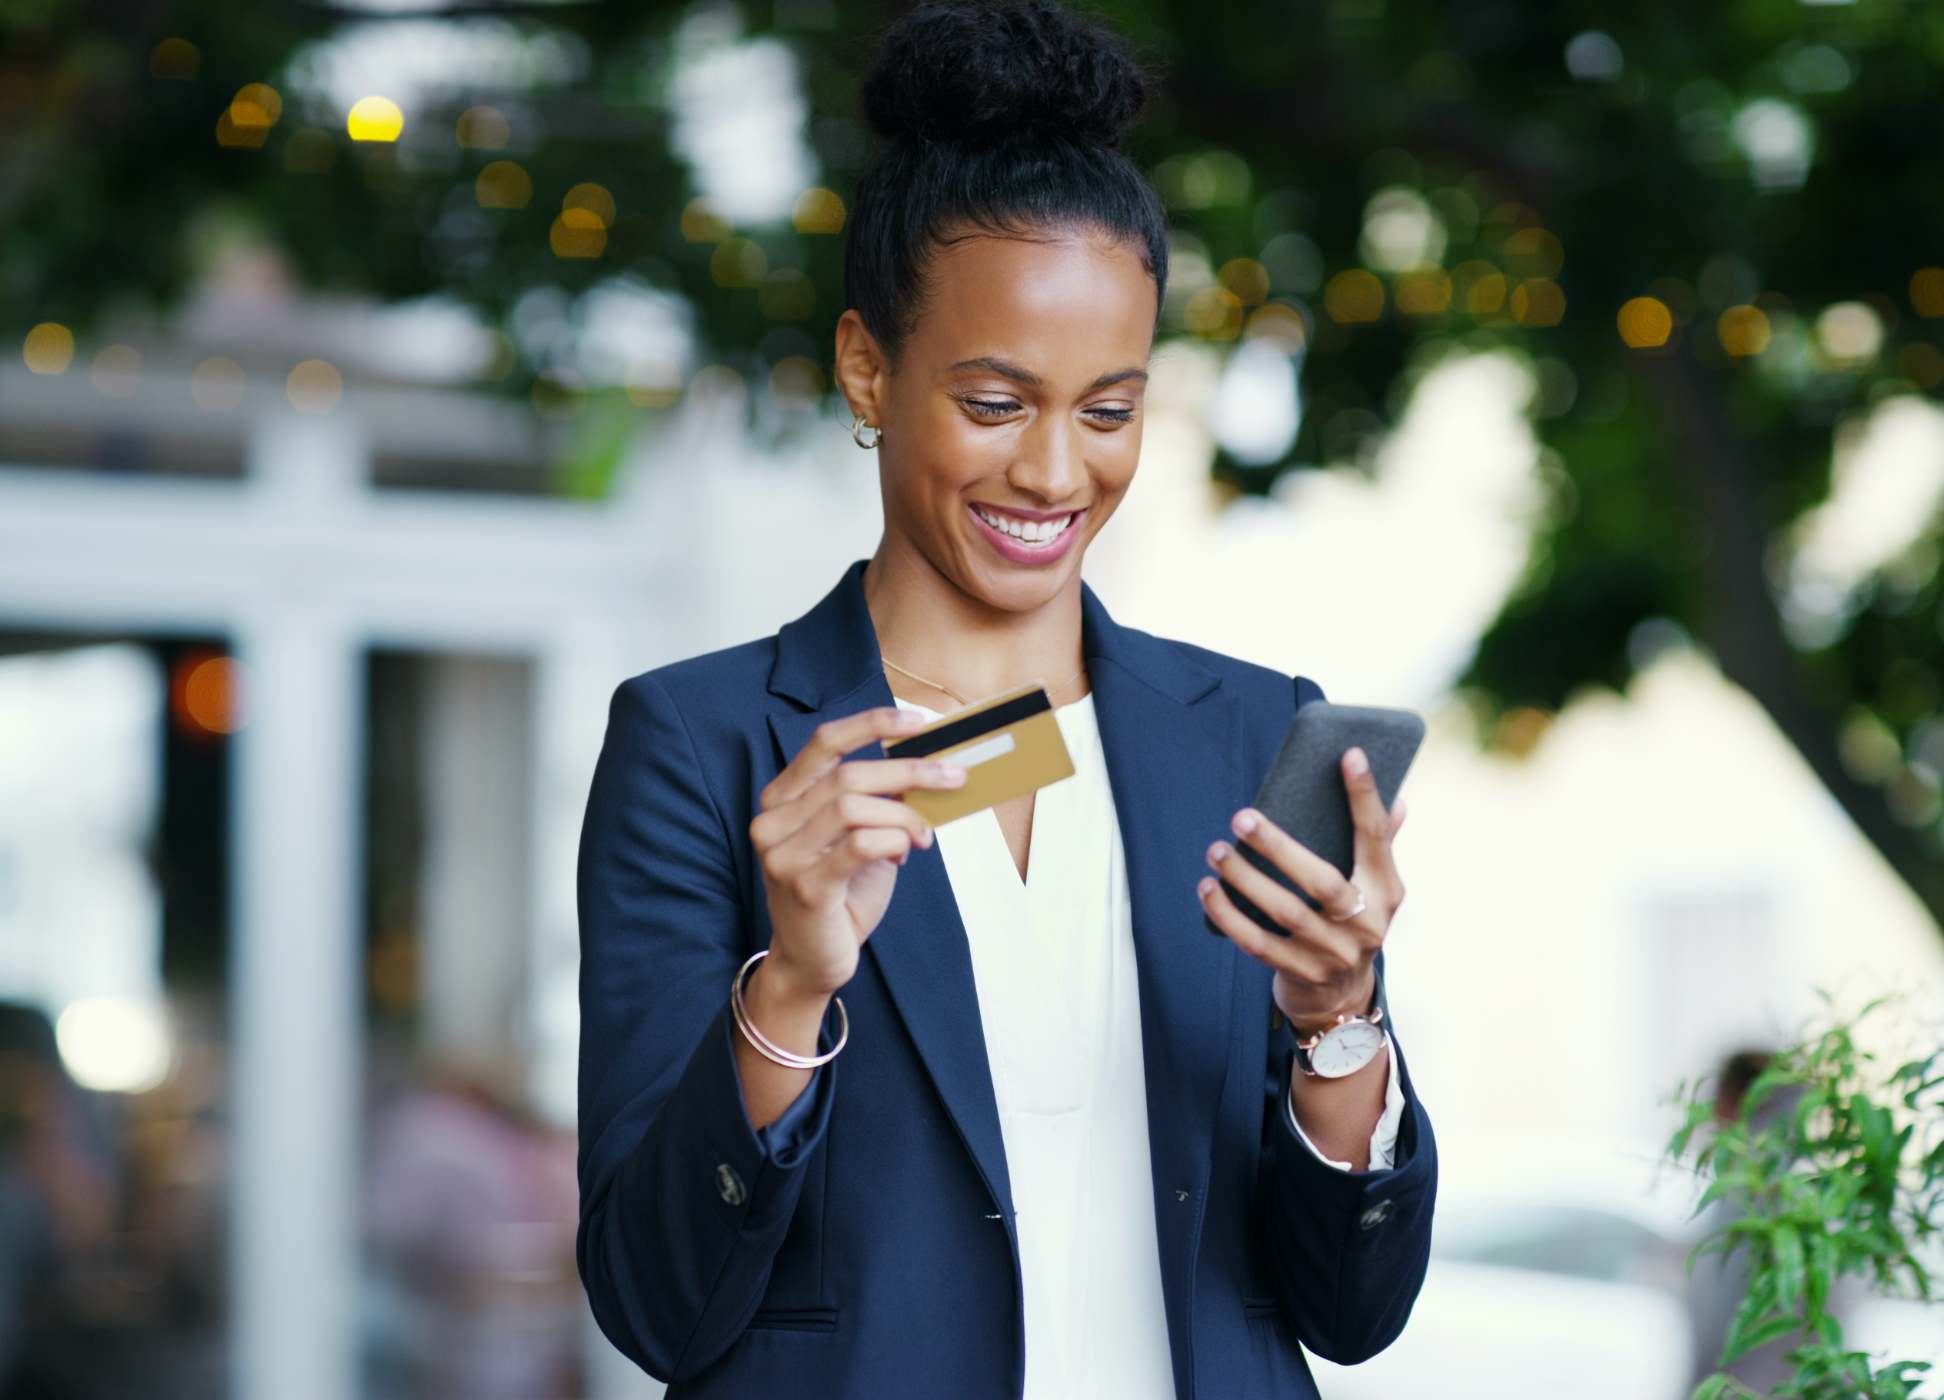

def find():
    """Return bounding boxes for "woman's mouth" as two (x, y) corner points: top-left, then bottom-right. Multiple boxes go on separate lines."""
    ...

(968, 503), (1086, 564)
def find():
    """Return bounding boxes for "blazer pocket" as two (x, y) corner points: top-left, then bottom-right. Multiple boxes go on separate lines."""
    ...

(748, 1308), (839, 1334)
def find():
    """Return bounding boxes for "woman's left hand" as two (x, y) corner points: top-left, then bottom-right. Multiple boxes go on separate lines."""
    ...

(1197, 748), (1406, 1028)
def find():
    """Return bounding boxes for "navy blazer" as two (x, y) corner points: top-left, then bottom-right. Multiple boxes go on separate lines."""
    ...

(577, 563), (1435, 1399)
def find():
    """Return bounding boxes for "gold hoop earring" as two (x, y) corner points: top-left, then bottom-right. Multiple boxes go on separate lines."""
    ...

(851, 414), (881, 450)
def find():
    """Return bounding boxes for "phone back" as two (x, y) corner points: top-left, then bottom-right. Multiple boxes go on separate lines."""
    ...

(1221, 702), (1425, 934)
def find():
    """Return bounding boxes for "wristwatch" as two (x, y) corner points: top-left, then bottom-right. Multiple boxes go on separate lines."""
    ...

(1287, 975), (1389, 1079)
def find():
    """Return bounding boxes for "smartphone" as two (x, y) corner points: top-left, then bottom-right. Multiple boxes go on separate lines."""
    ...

(1208, 702), (1425, 936)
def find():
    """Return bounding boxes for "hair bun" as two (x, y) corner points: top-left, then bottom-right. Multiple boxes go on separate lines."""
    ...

(861, 0), (1148, 148)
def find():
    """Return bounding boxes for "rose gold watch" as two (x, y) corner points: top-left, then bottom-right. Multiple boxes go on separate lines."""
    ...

(1291, 1006), (1386, 1078)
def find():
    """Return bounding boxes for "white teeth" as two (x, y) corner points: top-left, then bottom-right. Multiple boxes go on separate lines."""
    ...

(976, 506), (1076, 546)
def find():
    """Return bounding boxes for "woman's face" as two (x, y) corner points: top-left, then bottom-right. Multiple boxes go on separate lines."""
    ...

(840, 227), (1158, 616)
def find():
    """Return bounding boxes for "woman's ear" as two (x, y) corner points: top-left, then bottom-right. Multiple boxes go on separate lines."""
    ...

(833, 310), (890, 428)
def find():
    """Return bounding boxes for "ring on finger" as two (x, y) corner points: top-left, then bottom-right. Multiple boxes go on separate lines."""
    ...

(1330, 887), (1367, 923)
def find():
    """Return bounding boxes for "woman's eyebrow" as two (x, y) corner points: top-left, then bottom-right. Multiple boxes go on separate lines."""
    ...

(946, 358), (1150, 392)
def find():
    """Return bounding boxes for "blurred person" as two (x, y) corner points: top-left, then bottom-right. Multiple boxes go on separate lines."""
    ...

(367, 1067), (581, 1400)
(576, 4), (1435, 1398)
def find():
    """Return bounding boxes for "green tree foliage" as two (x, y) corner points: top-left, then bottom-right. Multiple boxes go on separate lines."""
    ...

(9, 1), (1944, 918)
(1669, 1007), (1944, 1399)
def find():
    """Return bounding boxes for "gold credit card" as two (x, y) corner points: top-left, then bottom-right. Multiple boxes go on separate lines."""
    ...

(885, 682), (1076, 826)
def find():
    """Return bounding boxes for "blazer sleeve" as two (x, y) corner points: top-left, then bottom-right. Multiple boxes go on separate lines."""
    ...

(1257, 673), (1438, 1363)
(1260, 1030), (1437, 1363)
(576, 675), (835, 1382)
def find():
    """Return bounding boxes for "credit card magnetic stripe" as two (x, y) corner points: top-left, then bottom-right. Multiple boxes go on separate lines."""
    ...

(884, 688), (1052, 760)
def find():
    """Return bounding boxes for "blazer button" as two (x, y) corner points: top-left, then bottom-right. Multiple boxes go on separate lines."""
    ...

(1358, 1199), (1393, 1231)
(715, 1163), (746, 1207)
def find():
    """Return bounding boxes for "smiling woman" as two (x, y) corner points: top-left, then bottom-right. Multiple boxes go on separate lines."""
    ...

(575, 5), (1437, 1399)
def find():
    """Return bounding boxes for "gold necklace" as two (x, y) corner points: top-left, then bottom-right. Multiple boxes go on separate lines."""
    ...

(881, 655), (1087, 708)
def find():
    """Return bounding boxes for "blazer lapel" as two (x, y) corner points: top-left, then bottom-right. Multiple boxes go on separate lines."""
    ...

(766, 566), (1015, 1221)
(1082, 588), (1244, 1327)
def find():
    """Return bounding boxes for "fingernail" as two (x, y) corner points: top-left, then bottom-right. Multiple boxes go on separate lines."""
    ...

(1232, 810), (1259, 837)
(896, 710), (926, 730)
(1198, 877), (1217, 898)
(919, 826), (934, 847)
(1346, 748), (1369, 776)
(933, 763), (966, 786)
(1208, 841), (1232, 864)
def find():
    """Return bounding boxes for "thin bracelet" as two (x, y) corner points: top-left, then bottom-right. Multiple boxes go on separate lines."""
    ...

(730, 949), (848, 1070)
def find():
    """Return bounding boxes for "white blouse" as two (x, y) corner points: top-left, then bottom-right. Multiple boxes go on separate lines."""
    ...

(899, 695), (1402, 1400)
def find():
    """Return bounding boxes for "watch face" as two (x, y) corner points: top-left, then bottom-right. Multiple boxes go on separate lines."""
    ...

(1310, 1020), (1386, 1078)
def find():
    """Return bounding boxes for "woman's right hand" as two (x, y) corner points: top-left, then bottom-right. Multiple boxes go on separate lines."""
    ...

(741, 708), (965, 1078)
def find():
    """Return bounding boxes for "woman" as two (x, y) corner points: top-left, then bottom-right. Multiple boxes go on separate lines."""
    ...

(577, 4), (1435, 1396)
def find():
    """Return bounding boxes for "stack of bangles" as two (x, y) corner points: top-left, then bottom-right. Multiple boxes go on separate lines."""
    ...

(730, 948), (850, 1070)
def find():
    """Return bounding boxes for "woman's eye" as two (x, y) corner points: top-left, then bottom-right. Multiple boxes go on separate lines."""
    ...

(963, 397), (1021, 418)
(1087, 406), (1135, 424)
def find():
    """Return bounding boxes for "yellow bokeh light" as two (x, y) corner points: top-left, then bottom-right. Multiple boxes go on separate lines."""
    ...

(1717, 305), (1772, 357)
(191, 358), (245, 411)
(624, 356), (683, 408)
(791, 188), (846, 235)
(1911, 268), (1944, 320)
(287, 359), (343, 414)
(563, 183), (616, 228)
(347, 96), (404, 143)
(92, 345), (142, 397)
(1184, 286), (1244, 339)
(475, 161), (532, 209)
(1900, 342), (1944, 389)
(769, 356), (825, 410)
(218, 84), (282, 147)
(1502, 227), (1564, 280)
(711, 238), (768, 288)
(149, 38), (200, 80)
(456, 106), (510, 150)
(759, 269), (816, 320)
(182, 656), (249, 735)
(682, 199), (732, 243)
(1510, 278), (1565, 327)
(1394, 264), (1452, 316)
(551, 209), (608, 259)
(1618, 296), (1673, 349)
(1323, 269), (1384, 324)
(1243, 303), (1308, 354)
(1218, 258), (1270, 307)
(23, 323), (73, 375)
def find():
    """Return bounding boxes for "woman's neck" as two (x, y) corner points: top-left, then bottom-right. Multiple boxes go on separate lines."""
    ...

(863, 538), (1087, 711)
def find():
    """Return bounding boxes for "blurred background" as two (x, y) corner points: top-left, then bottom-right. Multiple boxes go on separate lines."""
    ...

(3, 0), (1944, 1396)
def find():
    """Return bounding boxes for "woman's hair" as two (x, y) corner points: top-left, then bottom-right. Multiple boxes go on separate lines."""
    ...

(844, 0), (1168, 360)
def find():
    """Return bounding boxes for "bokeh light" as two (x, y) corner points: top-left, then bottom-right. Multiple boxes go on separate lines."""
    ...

(1503, 228), (1565, 281)
(455, 105), (510, 150)
(190, 357), (245, 411)
(474, 161), (531, 209)
(1243, 302), (1309, 354)
(710, 238), (767, 288)
(768, 356), (824, 409)
(563, 183), (616, 227)
(287, 359), (344, 413)
(347, 96), (404, 143)
(1359, 188), (1446, 273)
(1324, 269), (1385, 324)
(217, 84), (281, 149)
(681, 198), (732, 243)
(1900, 342), (1944, 389)
(1455, 262), (1506, 317)
(1911, 268), (1944, 320)
(1510, 279), (1565, 327)
(91, 344), (142, 396)
(791, 187), (845, 235)
(55, 997), (172, 1094)
(1718, 305), (1773, 357)
(23, 323), (73, 375)
(550, 209), (607, 259)
(173, 652), (249, 735)
(1185, 286), (1244, 340)
(1217, 258), (1270, 307)
(1394, 265), (1452, 316)
(148, 38), (199, 80)
(1817, 302), (1883, 367)
(1618, 296), (1674, 349)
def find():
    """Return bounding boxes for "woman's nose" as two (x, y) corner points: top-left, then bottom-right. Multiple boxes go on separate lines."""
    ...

(1007, 417), (1087, 502)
